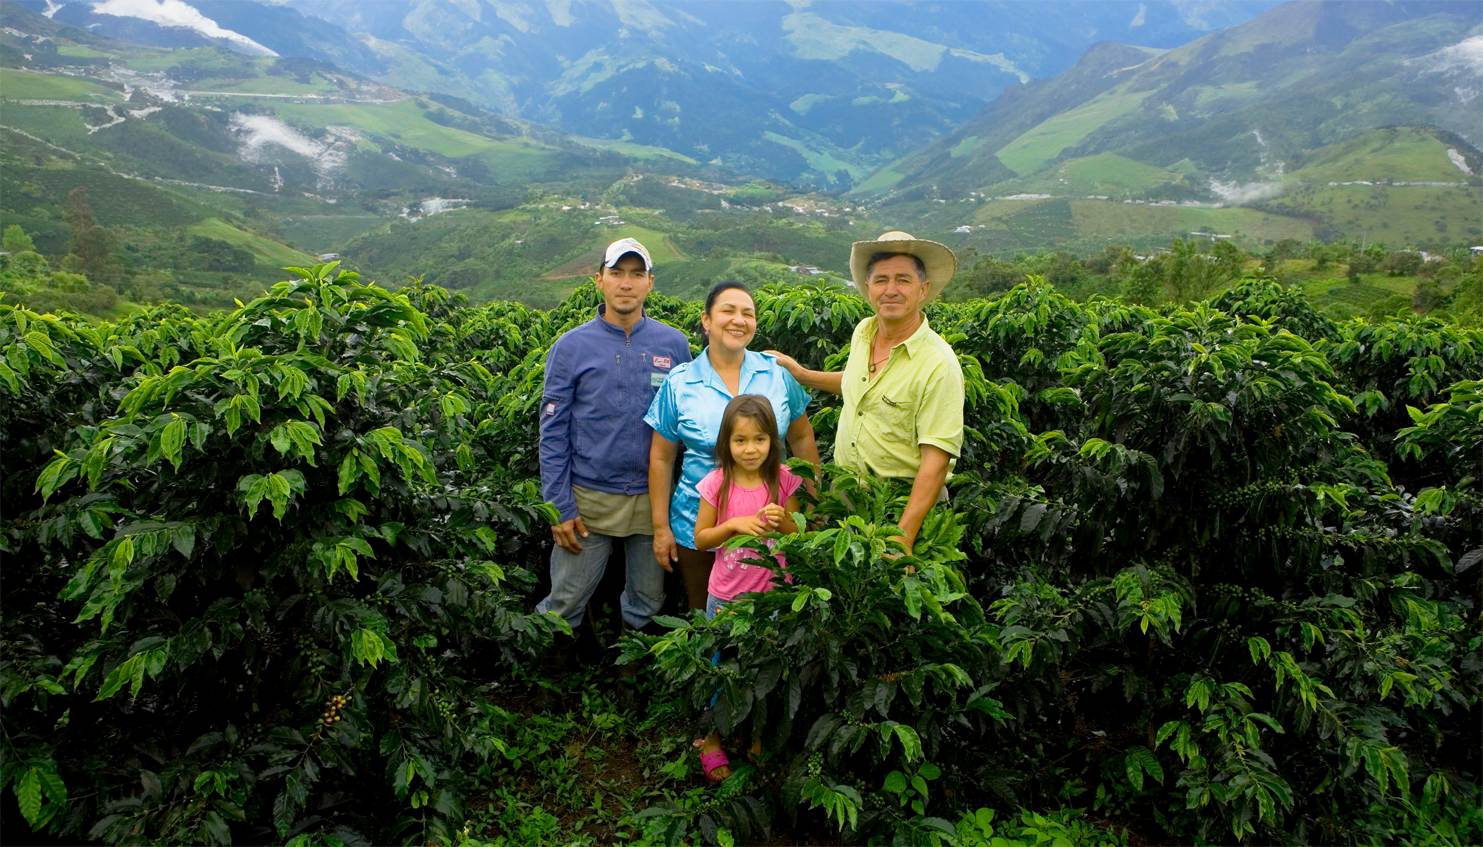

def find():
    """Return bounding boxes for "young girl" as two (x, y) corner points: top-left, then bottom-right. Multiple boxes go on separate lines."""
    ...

(692, 394), (803, 782)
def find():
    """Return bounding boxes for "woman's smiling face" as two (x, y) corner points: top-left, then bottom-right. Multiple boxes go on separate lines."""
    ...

(702, 286), (757, 353)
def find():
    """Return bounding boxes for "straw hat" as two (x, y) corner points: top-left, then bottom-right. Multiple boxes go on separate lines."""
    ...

(848, 231), (957, 301)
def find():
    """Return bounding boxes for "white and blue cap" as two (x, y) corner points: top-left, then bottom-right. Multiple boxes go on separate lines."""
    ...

(603, 237), (654, 272)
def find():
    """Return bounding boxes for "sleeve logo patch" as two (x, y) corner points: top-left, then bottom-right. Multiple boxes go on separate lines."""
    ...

(651, 355), (673, 369)
(543, 402), (557, 416)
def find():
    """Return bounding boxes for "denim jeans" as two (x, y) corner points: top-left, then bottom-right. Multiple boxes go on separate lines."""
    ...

(536, 532), (665, 629)
(705, 593), (728, 621)
(704, 594), (728, 710)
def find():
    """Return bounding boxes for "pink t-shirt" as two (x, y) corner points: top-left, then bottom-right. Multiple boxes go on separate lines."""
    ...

(697, 466), (803, 601)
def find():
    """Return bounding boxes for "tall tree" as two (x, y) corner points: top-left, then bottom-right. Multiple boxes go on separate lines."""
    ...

(2, 224), (36, 253)
(64, 187), (120, 284)
(64, 187), (96, 238)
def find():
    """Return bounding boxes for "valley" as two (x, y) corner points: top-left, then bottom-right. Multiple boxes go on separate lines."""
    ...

(0, 0), (1479, 320)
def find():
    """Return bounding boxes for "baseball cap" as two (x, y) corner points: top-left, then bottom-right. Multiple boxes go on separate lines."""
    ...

(602, 237), (654, 272)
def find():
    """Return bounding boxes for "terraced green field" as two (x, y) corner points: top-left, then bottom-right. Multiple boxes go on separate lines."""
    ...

(55, 44), (112, 59)
(1016, 153), (1186, 196)
(118, 47), (242, 74)
(188, 73), (341, 96)
(264, 100), (491, 157)
(277, 214), (388, 253)
(852, 162), (907, 195)
(188, 218), (315, 269)
(570, 135), (697, 164)
(995, 88), (1153, 176)
(0, 68), (120, 102)
(264, 99), (567, 182)
(761, 131), (867, 184)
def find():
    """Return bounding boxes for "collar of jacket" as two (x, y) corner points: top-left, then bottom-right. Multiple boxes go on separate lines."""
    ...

(595, 303), (649, 336)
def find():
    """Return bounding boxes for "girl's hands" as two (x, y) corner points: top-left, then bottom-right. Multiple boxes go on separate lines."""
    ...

(758, 503), (787, 529)
(727, 514), (770, 537)
(721, 505), (792, 539)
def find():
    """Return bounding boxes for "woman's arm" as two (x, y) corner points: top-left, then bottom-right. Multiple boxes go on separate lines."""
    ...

(785, 416), (821, 499)
(785, 414), (822, 471)
(648, 432), (679, 570)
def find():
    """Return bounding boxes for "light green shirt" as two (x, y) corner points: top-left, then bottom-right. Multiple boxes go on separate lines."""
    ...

(835, 315), (965, 479)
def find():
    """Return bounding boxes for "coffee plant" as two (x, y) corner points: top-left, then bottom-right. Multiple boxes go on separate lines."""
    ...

(2, 266), (1479, 845)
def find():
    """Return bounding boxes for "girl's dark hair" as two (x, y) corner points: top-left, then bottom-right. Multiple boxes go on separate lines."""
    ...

(700, 280), (753, 338)
(713, 394), (782, 520)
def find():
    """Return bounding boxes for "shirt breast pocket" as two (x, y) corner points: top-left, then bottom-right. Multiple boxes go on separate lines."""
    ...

(876, 393), (916, 435)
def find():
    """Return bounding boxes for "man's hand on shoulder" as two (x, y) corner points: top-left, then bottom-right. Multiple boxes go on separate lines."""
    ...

(552, 516), (589, 553)
(767, 349), (844, 396)
(764, 349), (802, 378)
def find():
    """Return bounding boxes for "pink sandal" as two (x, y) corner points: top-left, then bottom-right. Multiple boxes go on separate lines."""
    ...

(699, 748), (732, 783)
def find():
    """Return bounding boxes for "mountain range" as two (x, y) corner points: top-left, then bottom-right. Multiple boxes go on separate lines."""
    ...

(1, 0), (1479, 309)
(870, 0), (1482, 196)
(861, 0), (1482, 254)
(17, 0), (1281, 187)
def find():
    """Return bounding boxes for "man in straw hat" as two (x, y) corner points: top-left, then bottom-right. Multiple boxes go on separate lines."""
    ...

(771, 231), (964, 553)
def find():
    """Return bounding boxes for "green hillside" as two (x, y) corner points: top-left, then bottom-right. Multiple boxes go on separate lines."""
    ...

(1270, 183), (1483, 247)
(3, 0), (1479, 309)
(338, 198), (865, 306)
(0, 19), (679, 308)
(860, 2), (1483, 254)
(1288, 127), (1478, 184)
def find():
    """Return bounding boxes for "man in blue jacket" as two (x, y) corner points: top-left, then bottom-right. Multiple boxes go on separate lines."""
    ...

(536, 237), (693, 634)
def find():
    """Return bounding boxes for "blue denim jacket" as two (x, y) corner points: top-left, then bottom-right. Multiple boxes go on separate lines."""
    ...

(539, 308), (692, 522)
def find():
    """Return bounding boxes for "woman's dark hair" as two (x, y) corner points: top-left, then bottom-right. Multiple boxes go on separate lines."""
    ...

(713, 394), (782, 520)
(701, 280), (754, 338)
(705, 280), (752, 312)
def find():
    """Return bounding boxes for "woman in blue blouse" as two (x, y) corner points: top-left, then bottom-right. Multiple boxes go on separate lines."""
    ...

(646, 281), (822, 610)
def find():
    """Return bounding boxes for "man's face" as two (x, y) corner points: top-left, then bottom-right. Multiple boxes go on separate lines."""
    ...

(866, 254), (929, 322)
(594, 254), (653, 316)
